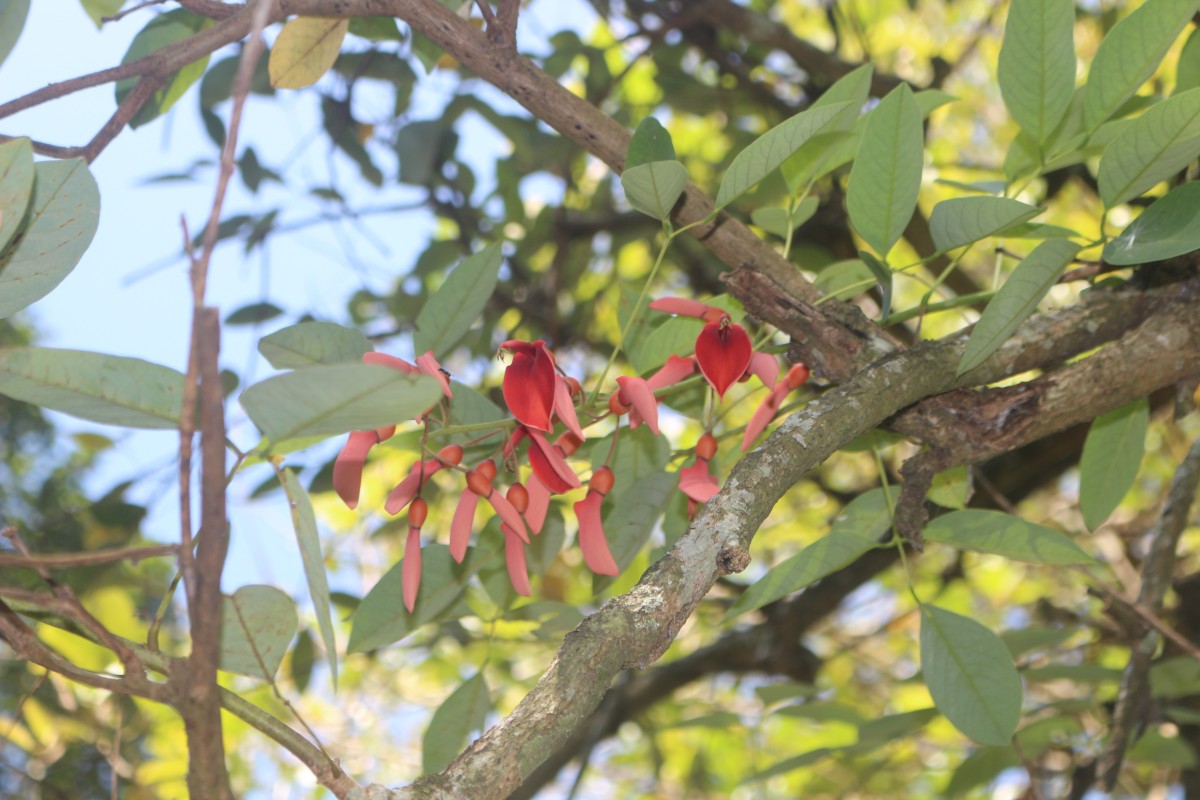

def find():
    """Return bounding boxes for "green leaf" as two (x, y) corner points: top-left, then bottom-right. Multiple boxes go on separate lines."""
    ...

(413, 243), (503, 357)
(626, 116), (676, 168)
(621, 160), (689, 220)
(0, 137), (33, 256)
(1128, 729), (1199, 767)
(857, 708), (940, 745)
(743, 748), (839, 783)
(422, 673), (491, 774)
(750, 196), (818, 238)
(928, 466), (970, 509)
(924, 510), (1094, 565)
(79, 0), (121, 27)
(859, 249), (893, 319)
(929, 197), (1042, 252)
(0, 159), (100, 319)
(1104, 181), (1200, 264)
(115, 10), (212, 128)
(772, 702), (864, 725)
(1079, 397), (1148, 529)
(781, 64), (873, 191)
(813, 259), (876, 302)
(443, 381), (506, 448)
(347, 544), (480, 652)
(1083, 0), (1197, 131)
(0, 0), (29, 70)
(1000, 627), (1075, 658)
(944, 747), (1020, 797)
(958, 239), (1081, 375)
(998, 0), (1076, 144)
(269, 16), (349, 89)
(0, 348), (184, 429)
(258, 321), (371, 369)
(1178, 27), (1200, 93)
(218, 585), (298, 680)
(239, 363), (441, 443)
(225, 302), (284, 326)
(715, 101), (852, 209)
(348, 16), (403, 42)
(847, 84), (924, 258)
(289, 629), (315, 693)
(277, 468), (339, 689)
(1100, 87), (1200, 207)
(725, 489), (891, 620)
(920, 604), (1022, 746)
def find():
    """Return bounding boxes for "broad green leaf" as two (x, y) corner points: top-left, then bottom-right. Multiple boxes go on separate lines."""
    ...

(928, 466), (970, 509)
(1178, 27), (1200, 93)
(290, 629), (315, 693)
(423, 673), (490, 774)
(663, 711), (743, 730)
(225, 302), (284, 326)
(1099, 88), (1200, 207)
(1079, 397), (1148, 529)
(1104, 181), (1200, 264)
(626, 116), (675, 168)
(258, 321), (371, 369)
(1023, 663), (1122, 683)
(1150, 656), (1200, 698)
(239, 363), (441, 442)
(278, 468), (338, 688)
(857, 708), (940, 745)
(958, 239), (1081, 375)
(781, 65), (873, 191)
(751, 196), (818, 238)
(929, 197), (1042, 252)
(945, 747), (1020, 797)
(1128, 729), (1198, 767)
(413, 243), (503, 357)
(1083, 0), (1197, 131)
(218, 585), (298, 680)
(79, 0), (121, 27)
(725, 489), (891, 620)
(0, 137), (33, 255)
(348, 544), (479, 652)
(813, 259), (876, 301)
(998, 0), (1076, 144)
(1000, 627), (1075, 658)
(859, 250), (893, 319)
(716, 101), (852, 209)
(621, 160), (688, 220)
(772, 702), (864, 725)
(847, 84), (924, 258)
(0, 348), (184, 429)
(269, 17), (349, 89)
(115, 10), (212, 128)
(920, 604), (1021, 746)
(0, 159), (100, 319)
(0, 0), (29, 70)
(744, 748), (838, 783)
(348, 16), (403, 42)
(924, 510), (1094, 565)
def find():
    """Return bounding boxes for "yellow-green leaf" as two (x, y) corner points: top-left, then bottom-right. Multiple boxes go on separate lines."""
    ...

(269, 17), (349, 90)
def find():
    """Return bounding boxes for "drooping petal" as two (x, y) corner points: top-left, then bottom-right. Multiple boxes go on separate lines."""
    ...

(553, 375), (585, 441)
(679, 459), (720, 503)
(363, 352), (419, 373)
(746, 351), (779, 391)
(488, 491), (530, 543)
(450, 490), (479, 563)
(527, 429), (581, 493)
(502, 340), (556, 431)
(616, 375), (660, 436)
(741, 385), (787, 452)
(402, 526), (422, 613)
(649, 297), (726, 323)
(415, 351), (453, 399)
(695, 321), (752, 398)
(646, 355), (697, 392)
(574, 490), (619, 576)
(525, 475), (551, 535)
(501, 523), (531, 597)
(384, 458), (442, 515)
(333, 430), (379, 509)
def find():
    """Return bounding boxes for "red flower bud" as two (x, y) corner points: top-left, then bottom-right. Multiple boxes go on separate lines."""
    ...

(507, 482), (529, 513)
(438, 444), (464, 466)
(590, 466), (615, 496)
(466, 469), (493, 497)
(696, 433), (717, 461)
(408, 497), (428, 528)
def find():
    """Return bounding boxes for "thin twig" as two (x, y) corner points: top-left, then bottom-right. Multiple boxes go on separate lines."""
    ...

(101, 0), (168, 24)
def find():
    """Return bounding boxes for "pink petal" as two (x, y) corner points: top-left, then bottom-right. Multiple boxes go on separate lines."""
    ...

(553, 375), (586, 441)
(527, 429), (582, 492)
(333, 430), (379, 509)
(679, 460), (720, 503)
(363, 352), (418, 373)
(649, 297), (726, 323)
(616, 376), (660, 436)
(450, 491), (479, 563)
(525, 476), (551, 535)
(384, 458), (442, 515)
(746, 351), (779, 391)
(574, 491), (618, 576)
(502, 341), (556, 431)
(646, 355), (697, 392)
(502, 523), (531, 597)
(488, 491), (530, 543)
(402, 526), (422, 613)
(415, 351), (453, 399)
(741, 386), (786, 452)
(695, 321), (752, 398)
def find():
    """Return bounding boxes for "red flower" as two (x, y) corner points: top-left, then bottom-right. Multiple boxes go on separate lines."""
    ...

(614, 375), (660, 435)
(332, 425), (395, 509)
(500, 340), (556, 432)
(649, 298), (752, 399)
(402, 498), (429, 612)
(502, 523), (532, 596)
(679, 433), (720, 505)
(741, 363), (810, 451)
(573, 467), (618, 576)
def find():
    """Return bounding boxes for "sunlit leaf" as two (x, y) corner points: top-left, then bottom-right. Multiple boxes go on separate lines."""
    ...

(621, 159), (688, 220)
(998, 0), (1076, 144)
(218, 585), (298, 680)
(929, 197), (1042, 252)
(920, 604), (1021, 746)
(258, 321), (371, 369)
(414, 243), (503, 357)
(0, 136), (33, 255)
(1098, 88), (1200, 207)
(751, 196), (818, 238)
(1104, 181), (1200, 264)
(927, 466), (970, 509)
(423, 673), (491, 774)
(847, 84), (923, 258)
(0, 159), (100, 319)
(857, 708), (940, 745)
(0, 348), (184, 429)
(79, 0), (122, 28)
(626, 116), (675, 168)
(1079, 397), (1148, 529)
(115, 10), (212, 128)
(958, 239), (1081, 375)
(1083, 0), (1197, 131)
(239, 364), (441, 442)
(781, 64), (872, 191)
(269, 16), (349, 89)
(1178, 27), (1200, 93)
(944, 746), (1020, 797)
(924, 510), (1094, 565)
(813, 259), (876, 302)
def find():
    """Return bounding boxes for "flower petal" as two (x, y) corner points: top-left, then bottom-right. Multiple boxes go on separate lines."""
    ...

(695, 321), (752, 398)
(415, 351), (453, 399)
(362, 352), (418, 373)
(384, 458), (442, 516)
(741, 386), (786, 451)
(502, 523), (532, 597)
(553, 375), (585, 441)
(649, 297), (726, 323)
(488, 491), (530, 543)
(646, 355), (697, 392)
(616, 376), (660, 436)
(527, 429), (581, 493)
(746, 351), (779, 391)
(402, 526), (422, 613)
(450, 490), (479, 563)
(679, 460), (720, 503)
(574, 491), (619, 576)
(333, 430), (379, 509)
(502, 340), (556, 431)
(525, 475), (551, 535)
